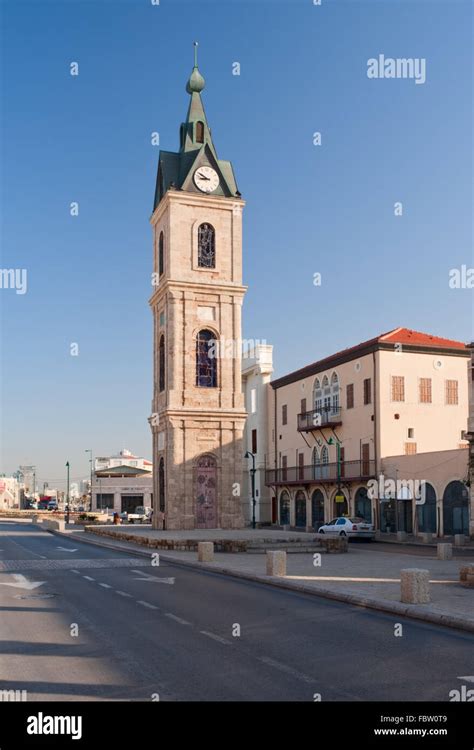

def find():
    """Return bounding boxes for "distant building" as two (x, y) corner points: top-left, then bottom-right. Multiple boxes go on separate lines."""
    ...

(467, 343), (474, 538)
(242, 344), (274, 524)
(92, 465), (152, 515)
(94, 449), (152, 473)
(0, 476), (21, 509)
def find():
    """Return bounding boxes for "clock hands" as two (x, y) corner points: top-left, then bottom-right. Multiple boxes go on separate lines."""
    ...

(197, 172), (211, 181)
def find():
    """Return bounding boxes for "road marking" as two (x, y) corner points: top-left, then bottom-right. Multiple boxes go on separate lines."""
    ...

(257, 656), (314, 684)
(458, 676), (474, 683)
(0, 574), (45, 591)
(165, 612), (191, 626)
(39, 555), (47, 559)
(199, 630), (231, 645)
(137, 600), (158, 610)
(131, 570), (175, 585)
(57, 547), (78, 552)
(116, 590), (132, 598)
(71, 570), (80, 574)
(83, 576), (95, 581)
(99, 583), (112, 589)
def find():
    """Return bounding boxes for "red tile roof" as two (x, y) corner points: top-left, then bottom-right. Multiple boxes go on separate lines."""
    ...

(271, 327), (468, 389)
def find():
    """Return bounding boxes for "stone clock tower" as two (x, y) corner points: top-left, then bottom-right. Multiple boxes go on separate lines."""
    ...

(149, 47), (246, 530)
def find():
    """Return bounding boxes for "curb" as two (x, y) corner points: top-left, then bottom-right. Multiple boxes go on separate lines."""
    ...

(46, 526), (474, 635)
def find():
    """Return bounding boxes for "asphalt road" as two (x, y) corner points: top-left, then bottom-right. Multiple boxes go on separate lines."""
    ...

(0, 521), (472, 701)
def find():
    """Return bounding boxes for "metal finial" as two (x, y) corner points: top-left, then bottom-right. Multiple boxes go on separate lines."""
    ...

(193, 41), (198, 68)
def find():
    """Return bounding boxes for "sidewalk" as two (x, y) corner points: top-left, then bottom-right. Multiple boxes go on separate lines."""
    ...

(50, 524), (474, 634)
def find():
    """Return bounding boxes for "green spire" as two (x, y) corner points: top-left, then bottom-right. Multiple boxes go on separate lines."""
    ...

(181, 42), (216, 157)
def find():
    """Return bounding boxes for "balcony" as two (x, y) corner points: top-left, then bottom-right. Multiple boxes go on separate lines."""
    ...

(297, 406), (342, 431)
(265, 460), (375, 487)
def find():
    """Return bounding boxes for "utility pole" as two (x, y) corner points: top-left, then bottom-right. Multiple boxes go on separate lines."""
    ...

(244, 451), (257, 529)
(85, 449), (93, 511)
(66, 462), (70, 508)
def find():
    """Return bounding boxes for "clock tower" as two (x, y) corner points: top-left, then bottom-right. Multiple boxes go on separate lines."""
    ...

(149, 46), (246, 530)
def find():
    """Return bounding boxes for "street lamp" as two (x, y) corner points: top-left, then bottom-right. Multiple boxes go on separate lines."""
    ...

(85, 449), (93, 511)
(65, 461), (70, 522)
(244, 451), (257, 530)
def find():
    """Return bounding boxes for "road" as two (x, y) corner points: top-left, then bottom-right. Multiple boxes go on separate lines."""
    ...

(0, 520), (471, 701)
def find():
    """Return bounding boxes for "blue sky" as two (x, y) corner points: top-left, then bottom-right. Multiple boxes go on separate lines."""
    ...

(1, 0), (472, 487)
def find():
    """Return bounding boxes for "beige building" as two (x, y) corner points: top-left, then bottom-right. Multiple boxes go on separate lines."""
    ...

(149, 54), (246, 529)
(265, 328), (470, 536)
(467, 343), (474, 537)
(242, 344), (274, 525)
(92, 466), (152, 514)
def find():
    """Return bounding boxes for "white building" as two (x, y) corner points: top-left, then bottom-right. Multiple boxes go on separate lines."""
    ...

(94, 449), (152, 473)
(92, 466), (153, 514)
(242, 344), (274, 524)
(0, 476), (21, 509)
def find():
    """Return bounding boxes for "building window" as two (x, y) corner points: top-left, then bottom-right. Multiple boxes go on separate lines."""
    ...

(298, 452), (305, 480)
(158, 231), (164, 276)
(313, 378), (322, 412)
(282, 404), (287, 425)
(445, 379), (458, 405)
(281, 455), (287, 482)
(159, 311), (165, 327)
(405, 442), (417, 455)
(196, 329), (217, 387)
(251, 429), (257, 454)
(331, 372), (339, 413)
(196, 121), (204, 143)
(159, 457), (165, 512)
(301, 398), (307, 415)
(391, 376), (405, 402)
(159, 335), (165, 392)
(346, 383), (354, 409)
(339, 446), (345, 478)
(419, 378), (432, 403)
(198, 223), (215, 268)
(250, 388), (257, 414)
(363, 378), (371, 405)
(407, 427), (415, 439)
(361, 443), (370, 475)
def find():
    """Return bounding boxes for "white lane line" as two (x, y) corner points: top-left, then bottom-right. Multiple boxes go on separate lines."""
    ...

(39, 555), (47, 559)
(165, 612), (191, 626)
(257, 656), (314, 684)
(99, 583), (112, 589)
(116, 590), (133, 598)
(137, 600), (158, 610)
(83, 576), (95, 581)
(199, 630), (232, 645)
(71, 570), (80, 574)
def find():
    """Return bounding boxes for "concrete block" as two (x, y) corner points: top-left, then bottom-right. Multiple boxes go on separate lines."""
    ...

(437, 543), (452, 560)
(454, 534), (466, 547)
(400, 568), (430, 604)
(459, 565), (474, 582)
(396, 531), (407, 542)
(465, 573), (474, 588)
(266, 550), (286, 577)
(42, 519), (65, 532)
(419, 532), (433, 543)
(197, 542), (214, 562)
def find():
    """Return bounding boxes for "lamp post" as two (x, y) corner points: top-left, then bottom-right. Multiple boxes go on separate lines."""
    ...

(65, 461), (70, 522)
(85, 449), (93, 511)
(244, 451), (256, 529)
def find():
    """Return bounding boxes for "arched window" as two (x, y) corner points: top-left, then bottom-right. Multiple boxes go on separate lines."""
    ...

(279, 491), (290, 526)
(295, 491), (307, 528)
(321, 445), (329, 479)
(331, 372), (339, 414)
(443, 480), (469, 535)
(158, 231), (164, 276)
(313, 378), (322, 413)
(311, 489), (325, 529)
(322, 375), (331, 413)
(198, 223), (215, 268)
(196, 121), (204, 143)
(416, 482), (436, 534)
(158, 457), (165, 512)
(196, 329), (217, 387)
(312, 447), (321, 480)
(159, 335), (165, 392)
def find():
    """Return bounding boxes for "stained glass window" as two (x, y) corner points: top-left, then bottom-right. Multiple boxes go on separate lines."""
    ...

(198, 223), (215, 268)
(196, 329), (217, 387)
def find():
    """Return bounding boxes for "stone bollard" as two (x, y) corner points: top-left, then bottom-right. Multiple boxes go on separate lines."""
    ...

(266, 550), (286, 577)
(197, 542), (214, 562)
(465, 573), (474, 588)
(459, 565), (474, 582)
(396, 531), (407, 542)
(454, 534), (466, 547)
(419, 532), (433, 544)
(437, 543), (452, 560)
(400, 568), (431, 604)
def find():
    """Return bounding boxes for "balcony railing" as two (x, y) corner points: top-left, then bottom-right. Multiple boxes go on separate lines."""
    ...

(297, 406), (342, 431)
(265, 460), (375, 486)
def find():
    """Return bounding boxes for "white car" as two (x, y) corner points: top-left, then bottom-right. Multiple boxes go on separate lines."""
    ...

(318, 517), (375, 539)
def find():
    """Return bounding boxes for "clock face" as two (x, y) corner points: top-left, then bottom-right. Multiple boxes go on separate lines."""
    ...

(194, 166), (219, 193)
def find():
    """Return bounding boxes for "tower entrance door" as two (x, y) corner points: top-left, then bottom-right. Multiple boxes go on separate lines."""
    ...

(196, 455), (217, 528)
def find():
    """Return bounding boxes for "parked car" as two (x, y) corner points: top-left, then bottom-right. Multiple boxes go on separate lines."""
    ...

(125, 506), (152, 524)
(318, 517), (375, 539)
(47, 500), (58, 511)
